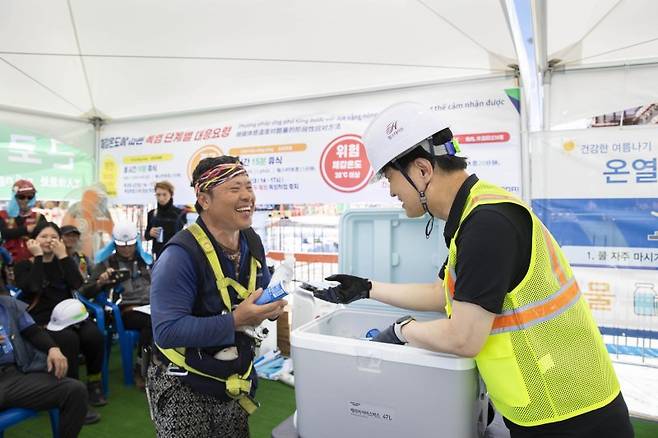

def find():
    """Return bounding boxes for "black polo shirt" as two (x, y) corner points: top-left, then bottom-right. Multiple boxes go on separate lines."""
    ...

(440, 174), (532, 314)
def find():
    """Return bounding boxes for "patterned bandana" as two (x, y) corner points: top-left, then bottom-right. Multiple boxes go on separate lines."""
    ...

(194, 163), (248, 195)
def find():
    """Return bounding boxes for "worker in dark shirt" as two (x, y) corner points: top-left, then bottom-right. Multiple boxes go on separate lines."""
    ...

(313, 102), (633, 438)
(144, 180), (187, 259)
(0, 294), (87, 438)
(148, 156), (285, 437)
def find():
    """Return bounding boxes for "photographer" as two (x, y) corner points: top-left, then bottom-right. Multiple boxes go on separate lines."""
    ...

(83, 221), (153, 389)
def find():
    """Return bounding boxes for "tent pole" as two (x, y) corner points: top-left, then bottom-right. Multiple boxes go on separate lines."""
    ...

(89, 117), (105, 184)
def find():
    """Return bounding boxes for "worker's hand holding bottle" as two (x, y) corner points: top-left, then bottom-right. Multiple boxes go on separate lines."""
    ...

(371, 324), (404, 345)
(233, 289), (286, 327)
(313, 274), (371, 304)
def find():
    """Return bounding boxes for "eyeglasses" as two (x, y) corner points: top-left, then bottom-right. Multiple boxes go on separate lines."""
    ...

(16, 195), (34, 201)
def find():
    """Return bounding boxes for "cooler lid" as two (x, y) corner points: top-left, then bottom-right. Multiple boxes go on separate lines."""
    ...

(337, 208), (447, 312)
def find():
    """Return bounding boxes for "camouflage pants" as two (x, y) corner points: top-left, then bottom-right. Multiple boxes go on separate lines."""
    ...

(146, 362), (249, 438)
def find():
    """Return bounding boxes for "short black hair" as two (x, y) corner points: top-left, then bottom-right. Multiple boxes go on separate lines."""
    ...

(381, 127), (467, 175)
(31, 221), (61, 239)
(191, 155), (241, 213)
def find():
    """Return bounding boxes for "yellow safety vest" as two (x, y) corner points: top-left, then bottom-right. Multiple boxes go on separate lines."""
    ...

(157, 223), (261, 414)
(443, 180), (620, 426)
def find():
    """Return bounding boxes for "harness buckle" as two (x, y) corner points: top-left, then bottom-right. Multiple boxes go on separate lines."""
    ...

(165, 363), (189, 377)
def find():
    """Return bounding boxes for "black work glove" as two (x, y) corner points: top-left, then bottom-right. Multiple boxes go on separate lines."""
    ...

(371, 323), (404, 345)
(312, 274), (371, 304)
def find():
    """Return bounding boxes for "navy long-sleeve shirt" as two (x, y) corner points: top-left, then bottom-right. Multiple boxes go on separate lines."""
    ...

(151, 230), (270, 349)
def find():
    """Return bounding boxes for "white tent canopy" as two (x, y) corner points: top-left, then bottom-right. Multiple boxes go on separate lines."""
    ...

(1, 0), (516, 123)
(1, 0), (656, 134)
(543, 0), (658, 128)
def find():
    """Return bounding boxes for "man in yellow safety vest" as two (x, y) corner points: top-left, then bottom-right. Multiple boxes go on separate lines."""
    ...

(314, 102), (633, 437)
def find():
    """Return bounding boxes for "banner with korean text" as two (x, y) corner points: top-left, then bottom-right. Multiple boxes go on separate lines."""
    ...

(531, 127), (658, 333)
(99, 83), (522, 206)
(0, 124), (94, 200)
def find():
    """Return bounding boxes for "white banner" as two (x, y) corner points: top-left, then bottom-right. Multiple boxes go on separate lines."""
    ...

(531, 126), (658, 334)
(575, 266), (658, 332)
(531, 127), (657, 199)
(100, 82), (521, 205)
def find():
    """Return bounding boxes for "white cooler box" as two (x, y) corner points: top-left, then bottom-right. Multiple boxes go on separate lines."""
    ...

(291, 209), (486, 438)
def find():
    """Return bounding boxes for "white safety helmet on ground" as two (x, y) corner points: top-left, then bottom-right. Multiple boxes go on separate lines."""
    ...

(112, 221), (138, 246)
(47, 298), (89, 331)
(362, 102), (458, 183)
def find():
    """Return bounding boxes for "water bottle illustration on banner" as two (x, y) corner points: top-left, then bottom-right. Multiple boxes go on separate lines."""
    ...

(633, 282), (657, 316)
(256, 254), (295, 305)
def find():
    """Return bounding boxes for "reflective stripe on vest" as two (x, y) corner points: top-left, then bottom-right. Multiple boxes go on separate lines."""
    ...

(445, 223), (582, 335)
(157, 223), (261, 412)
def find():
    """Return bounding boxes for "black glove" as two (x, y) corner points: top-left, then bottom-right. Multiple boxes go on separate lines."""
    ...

(371, 324), (404, 345)
(371, 315), (414, 345)
(312, 274), (371, 304)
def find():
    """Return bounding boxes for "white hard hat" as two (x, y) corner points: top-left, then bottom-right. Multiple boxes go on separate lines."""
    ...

(363, 102), (455, 182)
(112, 221), (138, 246)
(47, 299), (89, 331)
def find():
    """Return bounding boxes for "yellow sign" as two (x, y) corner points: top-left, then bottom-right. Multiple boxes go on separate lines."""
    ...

(123, 154), (173, 163)
(99, 155), (118, 197)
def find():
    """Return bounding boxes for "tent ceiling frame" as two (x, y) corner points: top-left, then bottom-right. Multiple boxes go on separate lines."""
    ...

(0, 104), (88, 123)
(0, 50), (503, 72)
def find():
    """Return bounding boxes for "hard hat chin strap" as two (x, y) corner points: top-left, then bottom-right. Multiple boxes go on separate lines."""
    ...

(392, 161), (435, 239)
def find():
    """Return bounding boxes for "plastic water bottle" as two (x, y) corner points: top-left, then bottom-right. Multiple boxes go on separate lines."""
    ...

(156, 227), (164, 243)
(0, 325), (13, 355)
(255, 254), (295, 305)
(365, 328), (381, 339)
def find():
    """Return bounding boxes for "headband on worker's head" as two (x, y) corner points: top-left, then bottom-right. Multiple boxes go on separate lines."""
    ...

(193, 163), (248, 195)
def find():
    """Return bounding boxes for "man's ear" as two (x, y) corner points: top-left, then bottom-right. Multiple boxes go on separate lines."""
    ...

(197, 192), (210, 211)
(414, 158), (434, 181)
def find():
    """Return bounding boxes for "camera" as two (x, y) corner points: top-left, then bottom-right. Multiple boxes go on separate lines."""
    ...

(108, 268), (130, 284)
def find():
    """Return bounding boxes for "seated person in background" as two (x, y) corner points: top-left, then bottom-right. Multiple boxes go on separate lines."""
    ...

(61, 225), (92, 281)
(0, 293), (88, 437)
(14, 222), (106, 419)
(0, 180), (47, 264)
(83, 221), (153, 389)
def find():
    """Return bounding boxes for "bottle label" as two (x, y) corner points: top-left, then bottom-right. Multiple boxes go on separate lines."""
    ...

(256, 282), (289, 305)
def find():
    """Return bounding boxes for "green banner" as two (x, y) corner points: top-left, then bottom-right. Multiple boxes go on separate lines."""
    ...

(0, 124), (94, 200)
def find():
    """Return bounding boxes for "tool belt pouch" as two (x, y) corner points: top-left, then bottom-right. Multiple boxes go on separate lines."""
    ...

(180, 332), (255, 400)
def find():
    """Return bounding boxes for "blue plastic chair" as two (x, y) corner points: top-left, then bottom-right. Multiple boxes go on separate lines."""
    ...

(96, 289), (141, 386)
(0, 408), (59, 438)
(74, 292), (110, 396)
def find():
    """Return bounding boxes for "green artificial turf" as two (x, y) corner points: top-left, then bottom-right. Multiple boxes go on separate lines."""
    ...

(5, 351), (296, 438)
(4, 351), (657, 437)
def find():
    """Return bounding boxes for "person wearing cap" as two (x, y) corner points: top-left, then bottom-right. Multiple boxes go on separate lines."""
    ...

(147, 156), (285, 437)
(0, 179), (47, 264)
(61, 225), (93, 281)
(0, 294), (88, 437)
(14, 221), (106, 420)
(82, 220), (153, 389)
(312, 102), (633, 438)
(144, 181), (187, 259)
